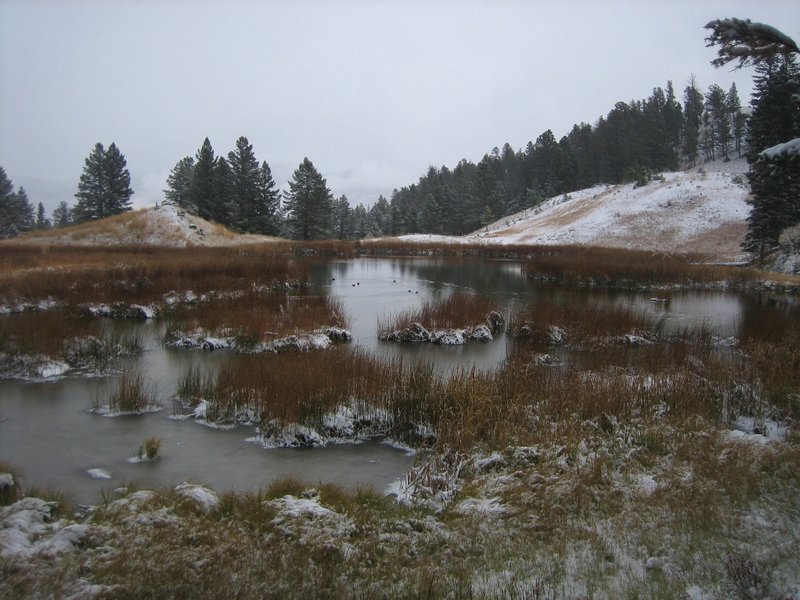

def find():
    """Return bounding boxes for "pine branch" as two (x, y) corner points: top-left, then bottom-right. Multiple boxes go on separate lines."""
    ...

(705, 18), (799, 69)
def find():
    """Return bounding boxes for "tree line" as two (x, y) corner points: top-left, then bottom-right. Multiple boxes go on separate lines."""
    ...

(385, 78), (749, 237)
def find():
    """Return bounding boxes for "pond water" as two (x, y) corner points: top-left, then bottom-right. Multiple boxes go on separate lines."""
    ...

(0, 256), (788, 504)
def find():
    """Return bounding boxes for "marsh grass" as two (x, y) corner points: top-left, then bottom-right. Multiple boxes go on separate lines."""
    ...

(378, 291), (501, 334)
(165, 290), (347, 343)
(0, 245), (305, 306)
(523, 245), (759, 287)
(104, 368), (159, 414)
(0, 311), (144, 376)
(137, 436), (162, 461)
(508, 298), (654, 344)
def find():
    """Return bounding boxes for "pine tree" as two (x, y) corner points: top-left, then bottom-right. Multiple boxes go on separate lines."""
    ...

(704, 84), (731, 160)
(743, 55), (800, 254)
(283, 158), (334, 240)
(707, 18), (800, 257)
(212, 157), (236, 226)
(683, 76), (704, 165)
(332, 195), (353, 239)
(52, 201), (73, 228)
(255, 161), (281, 235)
(368, 195), (391, 236)
(74, 143), (133, 221)
(227, 136), (261, 232)
(164, 156), (195, 210)
(189, 138), (218, 222)
(36, 202), (51, 229)
(0, 175), (35, 238)
(726, 83), (747, 158)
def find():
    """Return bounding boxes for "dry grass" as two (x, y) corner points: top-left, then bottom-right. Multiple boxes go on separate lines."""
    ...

(522, 244), (758, 287)
(165, 290), (347, 344)
(378, 291), (500, 334)
(98, 368), (160, 414)
(508, 298), (655, 345)
(0, 245), (304, 305)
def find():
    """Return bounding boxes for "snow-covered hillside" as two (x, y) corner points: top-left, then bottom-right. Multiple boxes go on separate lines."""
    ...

(12, 205), (278, 247)
(466, 159), (750, 261)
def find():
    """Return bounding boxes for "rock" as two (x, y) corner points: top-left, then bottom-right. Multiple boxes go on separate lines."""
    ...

(431, 330), (466, 345)
(645, 557), (664, 571)
(174, 483), (220, 513)
(547, 325), (566, 345)
(486, 311), (505, 332)
(380, 322), (432, 343)
(323, 327), (353, 342)
(469, 324), (494, 342)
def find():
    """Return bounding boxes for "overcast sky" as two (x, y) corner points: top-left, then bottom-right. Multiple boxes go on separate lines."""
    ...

(1, 0), (798, 214)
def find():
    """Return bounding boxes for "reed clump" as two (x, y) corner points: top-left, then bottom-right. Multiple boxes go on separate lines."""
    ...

(103, 368), (160, 414)
(378, 291), (501, 334)
(508, 298), (654, 345)
(137, 436), (162, 461)
(164, 290), (346, 344)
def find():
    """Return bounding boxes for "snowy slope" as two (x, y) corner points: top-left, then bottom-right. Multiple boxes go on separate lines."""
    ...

(12, 205), (279, 247)
(466, 159), (751, 261)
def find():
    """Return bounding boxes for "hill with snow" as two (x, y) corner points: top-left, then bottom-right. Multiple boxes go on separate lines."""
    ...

(397, 160), (751, 261)
(466, 159), (751, 261)
(465, 159), (750, 261)
(10, 204), (279, 247)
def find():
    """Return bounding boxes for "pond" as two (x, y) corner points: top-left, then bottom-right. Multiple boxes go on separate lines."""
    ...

(0, 256), (785, 504)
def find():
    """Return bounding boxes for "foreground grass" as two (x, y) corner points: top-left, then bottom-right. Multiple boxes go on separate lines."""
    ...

(2, 247), (799, 597)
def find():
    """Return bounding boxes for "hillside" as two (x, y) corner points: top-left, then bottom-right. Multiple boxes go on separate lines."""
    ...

(465, 159), (751, 261)
(10, 204), (278, 247)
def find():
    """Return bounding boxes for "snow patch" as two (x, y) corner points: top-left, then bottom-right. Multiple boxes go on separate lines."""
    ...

(174, 483), (219, 513)
(0, 498), (87, 558)
(456, 496), (507, 515)
(87, 468), (112, 480)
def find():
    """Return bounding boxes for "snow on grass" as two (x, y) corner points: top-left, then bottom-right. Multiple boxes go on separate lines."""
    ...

(463, 159), (750, 260)
(174, 483), (219, 513)
(455, 496), (507, 515)
(89, 404), (163, 418)
(0, 498), (87, 558)
(0, 352), (70, 381)
(166, 327), (351, 353)
(86, 468), (112, 480)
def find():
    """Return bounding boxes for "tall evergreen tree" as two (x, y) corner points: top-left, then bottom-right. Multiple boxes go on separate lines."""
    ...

(254, 161), (281, 235)
(74, 142), (133, 221)
(683, 76), (704, 165)
(743, 55), (800, 254)
(726, 83), (747, 158)
(164, 156), (195, 210)
(368, 195), (392, 237)
(704, 84), (731, 160)
(189, 138), (218, 222)
(707, 19), (800, 257)
(0, 169), (35, 237)
(283, 158), (334, 240)
(212, 157), (236, 226)
(227, 136), (261, 232)
(332, 195), (353, 239)
(52, 201), (73, 228)
(36, 202), (51, 229)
